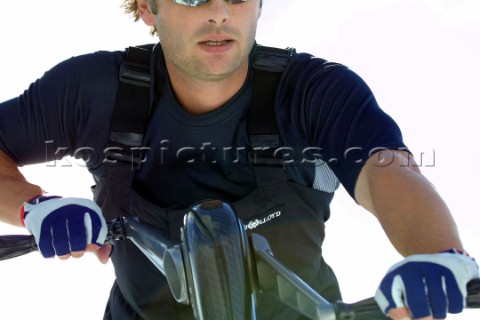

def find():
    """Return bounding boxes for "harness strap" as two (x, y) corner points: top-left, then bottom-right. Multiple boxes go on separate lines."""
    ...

(105, 43), (293, 177)
(105, 45), (155, 168)
(248, 45), (293, 186)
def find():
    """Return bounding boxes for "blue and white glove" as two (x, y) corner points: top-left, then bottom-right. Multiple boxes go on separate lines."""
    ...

(375, 249), (479, 319)
(22, 196), (108, 258)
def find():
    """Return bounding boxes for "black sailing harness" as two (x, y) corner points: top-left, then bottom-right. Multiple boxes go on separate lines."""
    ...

(93, 44), (341, 320)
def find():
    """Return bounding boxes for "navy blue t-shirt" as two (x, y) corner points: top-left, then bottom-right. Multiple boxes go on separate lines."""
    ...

(0, 43), (407, 204)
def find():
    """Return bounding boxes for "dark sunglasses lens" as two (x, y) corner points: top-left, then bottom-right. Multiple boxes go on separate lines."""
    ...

(173, 0), (247, 6)
(173, 0), (208, 6)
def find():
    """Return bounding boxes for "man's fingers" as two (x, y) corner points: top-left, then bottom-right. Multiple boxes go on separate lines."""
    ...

(95, 245), (113, 264)
(70, 251), (85, 258)
(53, 244), (110, 261)
(85, 243), (101, 252)
(387, 307), (437, 320)
(388, 307), (411, 320)
(59, 251), (85, 259)
(58, 253), (71, 260)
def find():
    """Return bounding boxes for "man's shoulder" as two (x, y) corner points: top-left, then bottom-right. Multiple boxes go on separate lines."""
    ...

(285, 50), (350, 80)
(44, 49), (125, 87)
(279, 49), (370, 102)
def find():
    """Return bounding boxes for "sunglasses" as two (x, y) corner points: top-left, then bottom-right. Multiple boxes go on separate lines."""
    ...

(172, 0), (247, 7)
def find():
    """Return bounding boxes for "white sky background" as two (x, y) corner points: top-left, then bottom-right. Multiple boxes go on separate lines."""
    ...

(0, 0), (479, 319)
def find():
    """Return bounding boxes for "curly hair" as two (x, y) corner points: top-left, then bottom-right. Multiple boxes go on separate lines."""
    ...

(122, 0), (262, 35)
(123, 0), (157, 21)
(123, 0), (158, 35)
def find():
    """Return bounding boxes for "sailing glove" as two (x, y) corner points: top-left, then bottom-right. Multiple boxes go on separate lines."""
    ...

(375, 249), (479, 319)
(22, 196), (107, 258)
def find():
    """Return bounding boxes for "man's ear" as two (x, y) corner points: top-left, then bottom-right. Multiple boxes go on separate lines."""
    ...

(137, 0), (155, 26)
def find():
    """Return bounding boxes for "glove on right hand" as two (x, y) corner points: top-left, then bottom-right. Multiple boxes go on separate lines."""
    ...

(22, 196), (107, 258)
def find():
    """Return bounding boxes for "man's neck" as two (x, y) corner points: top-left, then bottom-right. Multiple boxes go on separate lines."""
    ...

(166, 61), (249, 115)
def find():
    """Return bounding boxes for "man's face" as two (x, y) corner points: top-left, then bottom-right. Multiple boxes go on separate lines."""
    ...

(150, 0), (262, 82)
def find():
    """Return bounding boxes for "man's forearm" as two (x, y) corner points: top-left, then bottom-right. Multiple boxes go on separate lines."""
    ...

(355, 150), (463, 256)
(0, 150), (43, 227)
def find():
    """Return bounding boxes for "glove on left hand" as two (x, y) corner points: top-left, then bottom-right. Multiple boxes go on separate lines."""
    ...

(375, 249), (479, 319)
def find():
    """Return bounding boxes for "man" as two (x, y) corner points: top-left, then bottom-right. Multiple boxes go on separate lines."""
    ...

(0, 0), (477, 319)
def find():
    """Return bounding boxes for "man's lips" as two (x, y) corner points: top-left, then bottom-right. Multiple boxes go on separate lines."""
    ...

(199, 34), (234, 45)
(199, 39), (233, 46)
(198, 37), (235, 53)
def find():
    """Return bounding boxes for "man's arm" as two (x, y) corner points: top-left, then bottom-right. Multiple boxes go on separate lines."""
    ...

(0, 149), (43, 227)
(355, 150), (478, 319)
(354, 149), (463, 256)
(0, 149), (111, 261)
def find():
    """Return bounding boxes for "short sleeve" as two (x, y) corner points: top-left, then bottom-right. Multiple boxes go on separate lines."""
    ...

(276, 54), (408, 199)
(0, 51), (122, 168)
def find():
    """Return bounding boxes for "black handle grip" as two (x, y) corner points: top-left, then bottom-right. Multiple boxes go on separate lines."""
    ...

(1, 232), (480, 319)
(335, 278), (480, 320)
(0, 234), (37, 261)
(335, 298), (389, 320)
(467, 277), (480, 308)
(0, 219), (126, 261)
